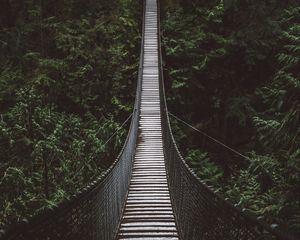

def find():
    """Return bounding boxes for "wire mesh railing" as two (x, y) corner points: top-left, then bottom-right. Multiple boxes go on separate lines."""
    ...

(1, 112), (137, 240)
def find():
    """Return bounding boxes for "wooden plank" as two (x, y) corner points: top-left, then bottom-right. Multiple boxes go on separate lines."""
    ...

(116, 0), (179, 238)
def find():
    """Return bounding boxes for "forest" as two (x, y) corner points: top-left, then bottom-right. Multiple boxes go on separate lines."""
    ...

(161, 0), (299, 234)
(0, 0), (299, 237)
(0, 0), (141, 229)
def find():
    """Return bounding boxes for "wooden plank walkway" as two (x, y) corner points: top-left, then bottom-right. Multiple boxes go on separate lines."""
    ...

(116, 0), (179, 239)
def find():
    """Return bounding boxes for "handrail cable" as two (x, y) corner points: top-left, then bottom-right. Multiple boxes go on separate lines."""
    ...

(70, 112), (133, 181)
(168, 111), (252, 161)
(102, 113), (133, 147)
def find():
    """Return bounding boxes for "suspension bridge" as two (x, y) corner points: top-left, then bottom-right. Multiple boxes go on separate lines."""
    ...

(1, 0), (297, 239)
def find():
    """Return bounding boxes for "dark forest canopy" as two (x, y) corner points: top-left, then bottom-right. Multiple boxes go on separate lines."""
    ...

(0, 0), (299, 236)
(161, 0), (299, 234)
(0, 0), (141, 228)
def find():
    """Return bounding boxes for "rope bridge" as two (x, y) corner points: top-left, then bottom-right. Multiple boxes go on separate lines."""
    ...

(1, 0), (297, 239)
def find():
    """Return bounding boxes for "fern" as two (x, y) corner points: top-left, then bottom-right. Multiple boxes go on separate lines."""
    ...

(254, 6), (300, 153)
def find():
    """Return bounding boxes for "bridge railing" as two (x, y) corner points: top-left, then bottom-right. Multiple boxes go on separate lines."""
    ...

(157, 1), (297, 240)
(0, 97), (137, 240)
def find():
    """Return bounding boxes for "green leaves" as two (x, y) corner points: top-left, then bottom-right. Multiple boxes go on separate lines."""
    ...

(254, 6), (300, 153)
(277, 53), (299, 65)
(172, 79), (186, 89)
(0, 0), (141, 229)
(0, 98), (129, 227)
(163, 0), (300, 234)
(186, 149), (224, 190)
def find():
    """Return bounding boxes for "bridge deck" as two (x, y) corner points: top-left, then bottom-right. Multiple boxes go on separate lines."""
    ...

(116, 0), (179, 239)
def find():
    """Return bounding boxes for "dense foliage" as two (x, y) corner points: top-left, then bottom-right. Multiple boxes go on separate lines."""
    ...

(0, 0), (141, 228)
(161, 0), (299, 234)
(1, 0), (299, 236)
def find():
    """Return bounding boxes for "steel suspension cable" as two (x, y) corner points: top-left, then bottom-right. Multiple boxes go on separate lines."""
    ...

(71, 112), (133, 180)
(168, 111), (252, 161)
(102, 113), (133, 147)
